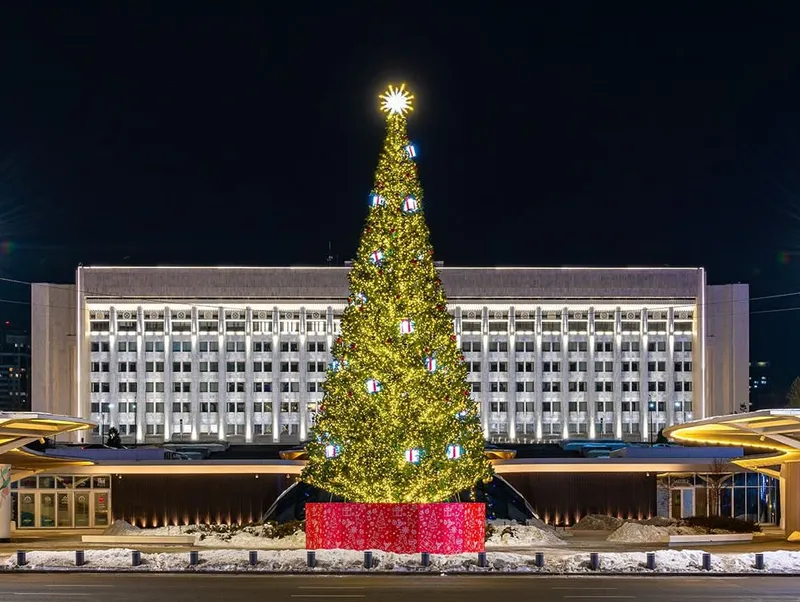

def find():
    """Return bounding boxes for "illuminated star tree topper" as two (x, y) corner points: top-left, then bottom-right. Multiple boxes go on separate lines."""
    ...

(379, 83), (414, 116)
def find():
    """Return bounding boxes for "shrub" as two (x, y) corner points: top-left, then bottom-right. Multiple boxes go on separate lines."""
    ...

(682, 516), (761, 533)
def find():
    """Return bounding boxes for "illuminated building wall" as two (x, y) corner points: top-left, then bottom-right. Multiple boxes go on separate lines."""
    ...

(31, 266), (747, 444)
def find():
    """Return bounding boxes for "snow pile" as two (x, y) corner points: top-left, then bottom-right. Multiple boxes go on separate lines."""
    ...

(486, 521), (566, 547)
(5, 547), (800, 573)
(104, 520), (142, 536)
(109, 524), (306, 549)
(572, 515), (624, 531)
(606, 522), (697, 543)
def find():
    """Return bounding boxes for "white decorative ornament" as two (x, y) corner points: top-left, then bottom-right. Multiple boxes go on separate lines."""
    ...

(573, 312), (583, 320)
(231, 311), (241, 320)
(257, 311), (267, 320)
(399, 318), (416, 334)
(176, 311), (186, 320)
(365, 379), (382, 394)
(285, 313), (294, 320)
(405, 448), (421, 463)
(626, 312), (635, 320)
(204, 311), (214, 320)
(520, 311), (530, 320)
(446, 444), (463, 460)
(600, 312), (609, 320)
(467, 311), (477, 319)
(122, 312), (132, 320)
(312, 312), (321, 319)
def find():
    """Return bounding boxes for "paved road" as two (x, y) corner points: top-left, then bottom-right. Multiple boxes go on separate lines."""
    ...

(1, 574), (799, 602)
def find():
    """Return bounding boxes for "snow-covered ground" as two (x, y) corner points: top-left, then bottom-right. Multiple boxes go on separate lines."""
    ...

(4, 548), (800, 573)
(607, 522), (703, 543)
(105, 520), (564, 550)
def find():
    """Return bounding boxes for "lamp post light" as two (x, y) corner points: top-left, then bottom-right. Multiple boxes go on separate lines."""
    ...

(648, 398), (656, 444)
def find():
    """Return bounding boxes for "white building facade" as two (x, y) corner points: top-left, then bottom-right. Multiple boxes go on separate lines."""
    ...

(31, 266), (749, 444)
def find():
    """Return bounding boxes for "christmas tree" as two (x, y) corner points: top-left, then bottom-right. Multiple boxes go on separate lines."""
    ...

(301, 84), (493, 503)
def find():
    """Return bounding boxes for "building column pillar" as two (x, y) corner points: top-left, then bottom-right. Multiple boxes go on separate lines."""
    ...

(0, 465), (11, 542)
(782, 462), (800, 535)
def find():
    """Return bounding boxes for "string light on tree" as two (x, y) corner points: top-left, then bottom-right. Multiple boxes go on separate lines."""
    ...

(301, 82), (492, 503)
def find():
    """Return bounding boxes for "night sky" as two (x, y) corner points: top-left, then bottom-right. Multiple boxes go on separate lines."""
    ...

(0, 3), (799, 392)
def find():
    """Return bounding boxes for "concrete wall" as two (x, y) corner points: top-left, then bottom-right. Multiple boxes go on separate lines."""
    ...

(31, 283), (76, 418)
(705, 284), (749, 418)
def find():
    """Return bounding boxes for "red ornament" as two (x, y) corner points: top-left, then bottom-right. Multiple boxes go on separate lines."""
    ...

(450, 335), (457, 341)
(463, 390), (470, 396)
(359, 306), (365, 311)
(386, 338), (392, 345)
(348, 391), (353, 397)
(412, 259), (418, 264)
(459, 354), (465, 361)
(336, 337), (343, 344)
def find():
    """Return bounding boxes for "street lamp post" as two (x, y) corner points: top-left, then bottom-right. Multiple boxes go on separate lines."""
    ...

(648, 398), (656, 444)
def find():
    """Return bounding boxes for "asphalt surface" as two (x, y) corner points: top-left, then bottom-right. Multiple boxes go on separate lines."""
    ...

(1, 574), (799, 602)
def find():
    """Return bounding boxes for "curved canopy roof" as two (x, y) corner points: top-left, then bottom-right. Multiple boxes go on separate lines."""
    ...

(664, 409), (800, 478)
(0, 412), (95, 477)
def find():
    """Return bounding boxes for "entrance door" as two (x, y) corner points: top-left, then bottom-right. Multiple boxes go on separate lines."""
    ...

(57, 493), (72, 528)
(74, 492), (90, 527)
(40, 493), (56, 527)
(93, 491), (109, 527)
(681, 489), (695, 518)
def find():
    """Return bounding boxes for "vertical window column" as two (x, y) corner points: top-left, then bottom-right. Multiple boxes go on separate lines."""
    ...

(109, 306), (119, 435)
(534, 307), (544, 441)
(216, 307), (226, 441)
(163, 306), (173, 443)
(507, 307), (516, 441)
(666, 306), (676, 427)
(271, 306), (280, 442)
(298, 307), (309, 441)
(560, 307), (569, 440)
(638, 310), (649, 442)
(480, 306), (490, 438)
(136, 307), (146, 443)
(191, 307), (201, 441)
(587, 307), (597, 438)
(245, 307), (254, 443)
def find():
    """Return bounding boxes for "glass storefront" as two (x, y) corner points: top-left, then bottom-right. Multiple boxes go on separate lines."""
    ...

(658, 472), (779, 524)
(11, 475), (111, 529)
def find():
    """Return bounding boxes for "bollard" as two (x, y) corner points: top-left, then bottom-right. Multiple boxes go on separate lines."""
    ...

(363, 550), (373, 569)
(16, 551), (26, 567)
(702, 552), (711, 571)
(421, 552), (430, 567)
(75, 551), (85, 567)
(189, 551), (199, 566)
(249, 551), (258, 566)
(478, 551), (488, 568)
(755, 553), (765, 570)
(131, 550), (141, 567)
(534, 552), (544, 569)
(646, 552), (655, 570)
(589, 552), (599, 571)
(307, 550), (316, 568)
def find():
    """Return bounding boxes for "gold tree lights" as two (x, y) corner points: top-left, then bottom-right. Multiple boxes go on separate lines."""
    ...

(301, 84), (492, 503)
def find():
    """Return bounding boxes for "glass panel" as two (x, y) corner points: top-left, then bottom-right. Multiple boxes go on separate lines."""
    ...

(695, 487), (708, 517)
(10, 492), (17, 525)
(682, 489), (694, 519)
(19, 492), (35, 527)
(733, 487), (746, 519)
(721, 488), (732, 517)
(74, 491), (90, 527)
(745, 487), (759, 522)
(733, 473), (746, 486)
(38, 476), (55, 489)
(40, 493), (56, 527)
(670, 490), (681, 518)
(18, 477), (36, 489)
(74, 477), (91, 489)
(746, 473), (760, 486)
(92, 476), (110, 489)
(57, 493), (72, 527)
(56, 476), (74, 489)
(93, 491), (109, 526)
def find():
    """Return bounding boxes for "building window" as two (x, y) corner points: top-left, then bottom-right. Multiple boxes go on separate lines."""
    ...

(462, 340), (482, 353)
(280, 342), (299, 353)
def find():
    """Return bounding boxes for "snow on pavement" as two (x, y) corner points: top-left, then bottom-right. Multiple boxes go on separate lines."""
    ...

(4, 547), (800, 573)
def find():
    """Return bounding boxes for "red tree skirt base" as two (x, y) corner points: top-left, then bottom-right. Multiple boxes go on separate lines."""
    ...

(305, 502), (485, 554)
